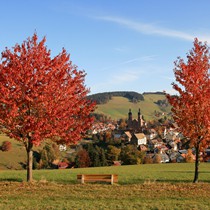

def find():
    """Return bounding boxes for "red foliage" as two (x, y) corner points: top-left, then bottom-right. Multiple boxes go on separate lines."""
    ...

(76, 149), (90, 168)
(166, 38), (210, 182)
(1, 141), (12, 151)
(166, 38), (210, 149)
(0, 33), (95, 180)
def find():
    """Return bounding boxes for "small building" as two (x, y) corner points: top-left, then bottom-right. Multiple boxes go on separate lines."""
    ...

(58, 162), (69, 169)
(131, 133), (147, 146)
(112, 161), (122, 166)
(149, 129), (158, 140)
(59, 144), (67, 151)
(124, 131), (132, 142)
(139, 144), (148, 152)
(160, 153), (170, 163)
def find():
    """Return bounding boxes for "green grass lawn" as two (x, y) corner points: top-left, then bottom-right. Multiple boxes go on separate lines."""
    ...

(0, 163), (210, 209)
(1, 163), (210, 184)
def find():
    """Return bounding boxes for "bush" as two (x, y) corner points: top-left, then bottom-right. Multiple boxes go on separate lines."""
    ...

(1, 141), (12, 151)
(84, 144), (108, 167)
(39, 143), (60, 169)
(33, 156), (39, 169)
(143, 155), (153, 164)
(185, 149), (194, 163)
(153, 154), (162, 164)
(107, 145), (121, 162)
(120, 145), (144, 165)
(75, 148), (90, 168)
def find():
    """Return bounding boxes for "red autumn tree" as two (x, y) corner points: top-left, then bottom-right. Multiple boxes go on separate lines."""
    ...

(0, 33), (95, 182)
(166, 38), (210, 183)
(75, 148), (91, 168)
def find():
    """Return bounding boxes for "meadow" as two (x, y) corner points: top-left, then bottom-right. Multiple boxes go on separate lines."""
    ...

(95, 94), (171, 121)
(0, 163), (210, 209)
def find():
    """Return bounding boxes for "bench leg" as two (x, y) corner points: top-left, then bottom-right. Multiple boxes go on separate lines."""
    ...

(111, 175), (114, 185)
(81, 174), (85, 184)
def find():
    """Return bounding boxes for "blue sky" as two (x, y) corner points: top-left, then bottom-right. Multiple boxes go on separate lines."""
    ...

(1, 0), (210, 94)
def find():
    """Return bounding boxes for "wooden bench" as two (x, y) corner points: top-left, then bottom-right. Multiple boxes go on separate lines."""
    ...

(77, 174), (118, 185)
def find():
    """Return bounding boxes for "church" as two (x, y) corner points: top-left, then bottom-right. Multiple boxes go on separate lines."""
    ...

(127, 108), (145, 132)
(125, 109), (147, 147)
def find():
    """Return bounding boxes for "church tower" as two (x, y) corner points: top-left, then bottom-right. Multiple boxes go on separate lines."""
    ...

(127, 108), (145, 132)
(128, 109), (132, 128)
(138, 108), (141, 128)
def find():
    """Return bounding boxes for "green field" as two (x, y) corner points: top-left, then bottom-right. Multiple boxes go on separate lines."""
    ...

(0, 163), (210, 209)
(0, 135), (27, 170)
(95, 94), (171, 121)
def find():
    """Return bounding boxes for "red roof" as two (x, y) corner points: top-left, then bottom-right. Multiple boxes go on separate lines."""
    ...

(58, 162), (69, 169)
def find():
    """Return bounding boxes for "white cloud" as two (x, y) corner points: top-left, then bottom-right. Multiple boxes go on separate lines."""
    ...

(112, 70), (139, 83)
(100, 55), (156, 71)
(122, 55), (157, 64)
(90, 68), (142, 94)
(97, 16), (210, 42)
(113, 47), (128, 52)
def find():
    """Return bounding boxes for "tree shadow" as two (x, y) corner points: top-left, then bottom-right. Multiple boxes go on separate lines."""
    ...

(120, 177), (210, 185)
(0, 178), (23, 182)
(19, 162), (26, 169)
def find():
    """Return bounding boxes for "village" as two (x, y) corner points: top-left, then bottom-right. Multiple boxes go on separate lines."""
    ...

(78, 108), (210, 166)
(52, 107), (210, 170)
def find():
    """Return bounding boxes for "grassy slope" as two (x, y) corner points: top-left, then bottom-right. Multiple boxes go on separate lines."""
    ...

(0, 134), (26, 170)
(0, 163), (210, 209)
(0, 135), (52, 170)
(95, 94), (171, 121)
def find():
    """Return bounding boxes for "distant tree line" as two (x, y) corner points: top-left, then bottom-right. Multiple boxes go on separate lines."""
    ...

(143, 91), (166, 95)
(155, 99), (169, 108)
(87, 91), (144, 104)
(91, 113), (112, 122)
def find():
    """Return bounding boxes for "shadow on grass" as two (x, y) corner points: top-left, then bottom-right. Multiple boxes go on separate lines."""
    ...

(157, 179), (210, 183)
(0, 178), (23, 182)
(161, 170), (210, 174)
(199, 171), (210, 173)
(120, 178), (210, 185)
(161, 171), (194, 173)
(120, 180), (190, 185)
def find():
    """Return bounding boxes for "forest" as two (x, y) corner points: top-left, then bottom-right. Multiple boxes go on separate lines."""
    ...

(87, 91), (144, 104)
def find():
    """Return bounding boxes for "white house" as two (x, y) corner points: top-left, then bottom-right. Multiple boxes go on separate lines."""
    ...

(131, 133), (147, 146)
(59, 144), (67, 151)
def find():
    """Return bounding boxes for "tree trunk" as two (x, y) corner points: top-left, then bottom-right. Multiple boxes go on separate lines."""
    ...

(27, 149), (33, 182)
(26, 137), (33, 182)
(193, 145), (199, 183)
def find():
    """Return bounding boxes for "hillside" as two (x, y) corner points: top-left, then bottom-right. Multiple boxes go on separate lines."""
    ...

(0, 135), (66, 170)
(92, 92), (171, 121)
(0, 92), (171, 170)
(87, 91), (144, 104)
(0, 135), (26, 170)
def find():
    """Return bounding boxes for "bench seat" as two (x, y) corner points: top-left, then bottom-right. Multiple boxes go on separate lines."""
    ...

(77, 174), (118, 184)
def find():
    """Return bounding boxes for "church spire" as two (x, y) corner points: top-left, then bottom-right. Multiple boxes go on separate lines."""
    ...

(128, 109), (132, 120)
(138, 108), (141, 128)
(128, 109), (132, 129)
